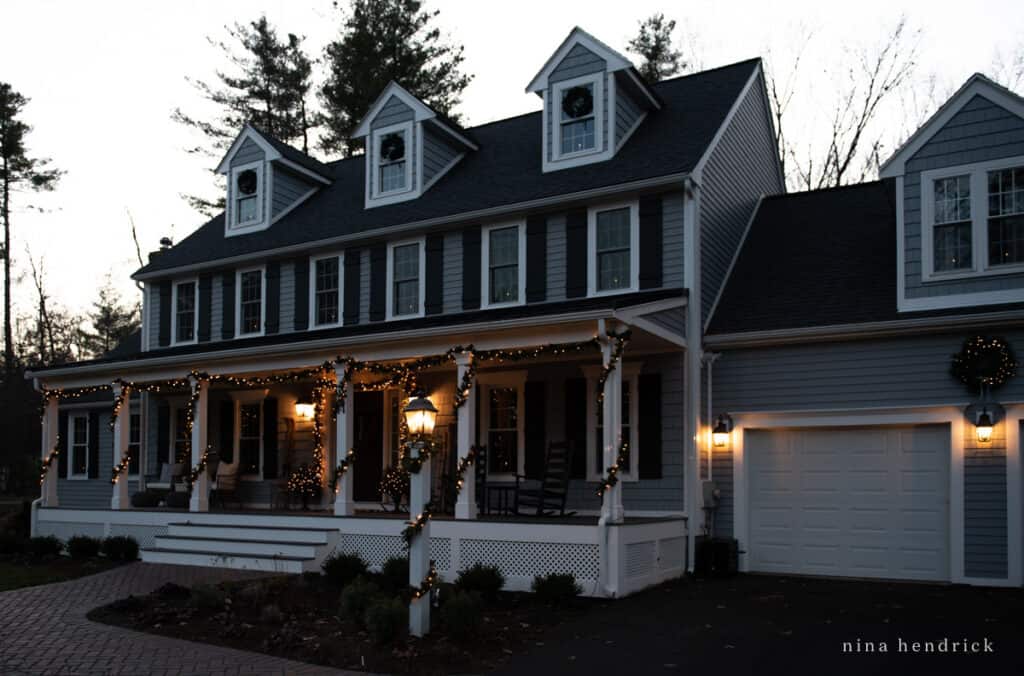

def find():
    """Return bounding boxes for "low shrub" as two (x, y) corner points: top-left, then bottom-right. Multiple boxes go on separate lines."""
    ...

(27, 535), (63, 559)
(339, 576), (381, 626)
(190, 584), (226, 611)
(364, 597), (407, 645)
(130, 491), (161, 508)
(0, 531), (25, 555)
(380, 555), (409, 593)
(164, 491), (189, 509)
(66, 535), (102, 560)
(155, 582), (191, 600)
(531, 573), (582, 605)
(455, 563), (505, 602)
(321, 552), (367, 587)
(101, 535), (139, 562)
(259, 603), (284, 624)
(440, 589), (483, 641)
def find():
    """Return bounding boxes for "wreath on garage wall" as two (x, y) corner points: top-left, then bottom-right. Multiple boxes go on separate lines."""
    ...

(950, 335), (1017, 393)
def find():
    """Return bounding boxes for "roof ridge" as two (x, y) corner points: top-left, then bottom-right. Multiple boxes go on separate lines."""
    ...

(763, 179), (885, 200)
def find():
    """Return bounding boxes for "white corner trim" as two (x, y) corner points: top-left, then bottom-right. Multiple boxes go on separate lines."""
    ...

(614, 111), (646, 153)
(704, 194), (764, 332)
(235, 265), (267, 338)
(481, 221), (527, 310)
(308, 252), (344, 330)
(275, 157), (331, 185)
(385, 237), (426, 321)
(421, 152), (465, 193)
(625, 316), (686, 348)
(587, 199), (640, 297)
(896, 175), (907, 312)
(170, 278), (199, 347)
(270, 186), (318, 226)
(1005, 406), (1023, 587)
(690, 62), (763, 183)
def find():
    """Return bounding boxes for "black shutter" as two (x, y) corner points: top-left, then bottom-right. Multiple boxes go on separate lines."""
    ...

(526, 215), (547, 303)
(343, 249), (361, 325)
(524, 381), (546, 480)
(638, 373), (662, 479)
(565, 209), (587, 298)
(156, 402), (170, 466)
(424, 233), (444, 315)
(218, 400), (234, 464)
(564, 377), (587, 479)
(638, 195), (663, 289)
(462, 226), (481, 310)
(265, 261), (280, 334)
(57, 411), (68, 478)
(369, 244), (387, 321)
(87, 410), (100, 479)
(263, 397), (279, 479)
(198, 274), (212, 342)
(293, 258), (309, 331)
(221, 272), (235, 339)
(158, 280), (172, 346)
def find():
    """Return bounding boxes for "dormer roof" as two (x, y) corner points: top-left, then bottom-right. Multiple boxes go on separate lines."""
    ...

(351, 81), (478, 150)
(214, 124), (332, 184)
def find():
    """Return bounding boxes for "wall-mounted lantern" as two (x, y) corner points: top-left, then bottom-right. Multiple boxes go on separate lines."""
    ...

(712, 414), (732, 448)
(294, 394), (315, 420)
(975, 409), (994, 443)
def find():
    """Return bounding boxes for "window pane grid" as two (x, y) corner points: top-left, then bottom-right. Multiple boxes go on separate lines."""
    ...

(489, 227), (519, 304)
(596, 208), (632, 291)
(989, 215), (1024, 266)
(392, 244), (420, 316)
(380, 162), (406, 193)
(314, 258), (340, 325)
(378, 130), (407, 193)
(934, 223), (972, 272)
(240, 271), (262, 334)
(175, 282), (196, 342)
(72, 416), (88, 475)
(934, 175), (971, 224)
(988, 167), (1024, 217)
(488, 388), (518, 474)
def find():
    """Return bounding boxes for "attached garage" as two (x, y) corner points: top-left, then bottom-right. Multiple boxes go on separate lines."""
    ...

(745, 424), (950, 582)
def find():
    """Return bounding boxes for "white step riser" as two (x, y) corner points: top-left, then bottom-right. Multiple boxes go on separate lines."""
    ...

(154, 537), (320, 559)
(167, 524), (331, 543)
(141, 549), (310, 574)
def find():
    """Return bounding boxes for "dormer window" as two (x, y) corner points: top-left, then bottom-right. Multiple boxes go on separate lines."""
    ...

(559, 81), (597, 155)
(230, 161), (264, 230)
(379, 130), (408, 193)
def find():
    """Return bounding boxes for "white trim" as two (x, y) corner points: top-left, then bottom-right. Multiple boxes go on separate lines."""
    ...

(369, 121), (415, 201)
(133, 171), (691, 281)
(235, 266), (267, 338)
(583, 363), (641, 482)
(214, 125), (282, 175)
(1005, 406), (1023, 587)
(481, 221), (527, 309)
(625, 316), (687, 348)
(352, 82), (437, 139)
(896, 175), (907, 311)
(587, 200), (640, 296)
(274, 157), (331, 186)
(270, 186), (319, 226)
(421, 151), (465, 192)
(170, 278), (199, 346)
(226, 160), (269, 236)
(690, 63), (764, 183)
(67, 413), (90, 480)
(231, 393), (268, 479)
(477, 371), (527, 481)
(899, 288), (1024, 313)
(308, 252), (344, 330)
(544, 72), (615, 172)
(881, 74), (1024, 178)
(140, 283), (150, 353)
(704, 195), (764, 332)
(385, 237), (426, 321)
(552, 73), (605, 160)
(525, 26), (633, 93)
(614, 110), (647, 152)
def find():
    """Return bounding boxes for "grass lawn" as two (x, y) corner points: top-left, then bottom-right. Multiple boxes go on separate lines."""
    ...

(0, 558), (121, 592)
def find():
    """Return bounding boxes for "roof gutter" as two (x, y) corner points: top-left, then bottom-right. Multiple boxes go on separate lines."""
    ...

(133, 171), (691, 281)
(705, 308), (1024, 349)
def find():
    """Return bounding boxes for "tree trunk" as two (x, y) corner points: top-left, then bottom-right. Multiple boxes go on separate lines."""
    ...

(2, 160), (12, 379)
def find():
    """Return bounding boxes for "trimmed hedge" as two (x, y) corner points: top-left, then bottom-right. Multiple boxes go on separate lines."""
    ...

(322, 552), (368, 587)
(101, 535), (139, 561)
(27, 535), (63, 559)
(67, 535), (102, 559)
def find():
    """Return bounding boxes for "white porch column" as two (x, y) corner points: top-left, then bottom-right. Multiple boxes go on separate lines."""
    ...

(408, 442), (432, 636)
(333, 363), (355, 516)
(111, 383), (131, 510)
(189, 376), (210, 512)
(454, 352), (477, 520)
(41, 396), (59, 507)
(600, 335), (625, 524)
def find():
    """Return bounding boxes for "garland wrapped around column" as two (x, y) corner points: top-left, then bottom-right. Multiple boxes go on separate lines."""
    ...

(596, 439), (630, 498)
(110, 452), (132, 485)
(402, 504), (433, 547)
(331, 449), (355, 494)
(39, 445), (59, 486)
(453, 445), (480, 493)
(185, 445), (213, 487)
(410, 560), (439, 600)
(595, 330), (631, 409)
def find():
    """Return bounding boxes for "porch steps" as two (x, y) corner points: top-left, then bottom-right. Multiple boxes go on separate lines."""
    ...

(141, 522), (339, 573)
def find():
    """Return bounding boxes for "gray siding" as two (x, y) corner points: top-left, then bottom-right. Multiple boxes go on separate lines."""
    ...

(615, 80), (644, 147)
(663, 192), (685, 288)
(56, 404), (142, 509)
(700, 74), (783, 320)
(210, 272), (222, 342)
(964, 442), (1008, 578)
(231, 138), (265, 167)
(903, 94), (1024, 300)
(279, 260), (295, 334)
(640, 306), (685, 338)
(423, 128), (461, 186)
(271, 167), (315, 219)
(442, 231), (462, 314)
(147, 283), (160, 350)
(549, 44), (606, 83)
(546, 215), (567, 302)
(371, 95), (415, 129)
(359, 248), (371, 323)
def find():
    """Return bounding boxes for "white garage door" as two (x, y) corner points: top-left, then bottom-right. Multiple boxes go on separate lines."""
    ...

(747, 424), (949, 581)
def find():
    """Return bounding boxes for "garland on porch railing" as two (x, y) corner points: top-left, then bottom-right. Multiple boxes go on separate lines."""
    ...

(410, 560), (439, 600)
(402, 503), (433, 547)
(39, 444), (60, 486)
(110, 451), (132, 485)
(453, 446), (481, 493)
(331, 449), (355, 494)
(596, 439), (630, 498)
(595, 330), (632, 409)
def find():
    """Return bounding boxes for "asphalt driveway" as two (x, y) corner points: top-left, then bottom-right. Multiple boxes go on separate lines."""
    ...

(497, 574), (1024, 675)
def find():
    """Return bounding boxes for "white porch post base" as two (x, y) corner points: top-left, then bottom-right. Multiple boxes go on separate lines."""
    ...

(408, 444), (432, 637)
(333, 365), (355, 516)
(41, 397), (59, 507)
(111, 384), (131, 510)
(189, 377), (210, 513)
(601, 332), (625, 524)
(454, 353), (477, 520)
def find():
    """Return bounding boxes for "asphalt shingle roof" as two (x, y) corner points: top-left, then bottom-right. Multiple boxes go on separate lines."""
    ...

(138, 59), (761, 276)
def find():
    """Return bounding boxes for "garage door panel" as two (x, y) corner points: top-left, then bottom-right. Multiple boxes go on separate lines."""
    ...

(748, 424), (950, 581)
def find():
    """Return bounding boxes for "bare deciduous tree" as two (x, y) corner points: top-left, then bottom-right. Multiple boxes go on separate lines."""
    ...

(991, 40), (1024, 92)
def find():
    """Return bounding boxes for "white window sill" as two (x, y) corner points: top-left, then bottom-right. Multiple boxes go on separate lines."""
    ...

(588, 286), (639, 298)
(171, 338), (198, 347)
(67, 475), (90, 481)
(481, 298), (525, 310)
(923, 262), (1024, 283)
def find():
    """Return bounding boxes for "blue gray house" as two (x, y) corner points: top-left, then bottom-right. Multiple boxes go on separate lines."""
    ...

(27, 28), (1022, 592)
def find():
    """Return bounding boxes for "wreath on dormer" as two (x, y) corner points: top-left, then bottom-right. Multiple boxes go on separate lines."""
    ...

(380, 133), (405, 162)
(561, 85), (594, 120)
(236, 169), (258, 195)
(951, 335), (1017, 393)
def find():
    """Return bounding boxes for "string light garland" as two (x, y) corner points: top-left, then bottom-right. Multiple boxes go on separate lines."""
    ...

(402, 503), (433, 547)
(453, 446), (480, 493)
(951, 335), (1018, 393)
(287, 463), (322, 500)
(332, 449), (355, 494)
(379, 464), (409, 512)
(596, 439), (630, 498)
(595, 331), (632, 409)
(39, 384), (112, 425)
(184, 445), (213, 487)
(39, 445), (59, 486)
(400, 437), (438, 475)
(110, 451), (132, 485)
(410, 560), (439, 600)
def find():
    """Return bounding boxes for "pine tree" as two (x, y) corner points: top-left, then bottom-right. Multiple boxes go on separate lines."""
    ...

(79, 277), (141, 357)
(0, 83), (61, 379)
(627, 14), (685, 82)
(319, 0), (472, 157)
(173, 16), (317, 216)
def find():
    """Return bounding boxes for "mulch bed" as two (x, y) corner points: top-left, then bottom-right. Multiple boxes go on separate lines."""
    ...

(88, 573), (595, 674)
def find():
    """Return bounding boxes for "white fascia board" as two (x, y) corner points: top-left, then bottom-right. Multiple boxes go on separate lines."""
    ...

(214, 124), (282, 175)
(352, 81), (436, 139)
(525, 26), (633, 93)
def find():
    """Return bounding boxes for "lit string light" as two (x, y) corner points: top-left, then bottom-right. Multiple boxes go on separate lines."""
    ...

(596, 439), (630, 498)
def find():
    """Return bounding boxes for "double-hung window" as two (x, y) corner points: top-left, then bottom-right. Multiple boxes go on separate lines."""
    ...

(238, 402), (262, 476)
(554, 75), (602, 158)
(231, 162), (263, 229)
(128, 412), (141, 475)
(932, 175), (972, 273)
(69, 414), (89, 478)
(173, 406), (189, 464)
(478, 372), (526, 479)
(387, 240), (423, 319)
(172, 280), (198, 344)
(312, 255), (341, 327)
(237, 268), (265, 336)
(374, 123), (412, 197)
(988, 166), (1024, 266)
(482, 223), (525, 307)
(588, 202), (639, 295)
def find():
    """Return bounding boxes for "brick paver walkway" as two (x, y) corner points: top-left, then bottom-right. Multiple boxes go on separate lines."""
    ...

(0, 562), (355, 675)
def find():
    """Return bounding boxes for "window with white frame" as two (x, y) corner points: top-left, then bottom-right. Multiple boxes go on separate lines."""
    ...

(312, 255), (341, 327)
(585, 365), (640, 481)
(478, 373), (526, 479)
(554, 74), (602, 158)
(128, 411), (141, 475)
(482, 223), (525, 307)
(172, 406), (189, 464)
(988, 166), (1024, 266)
(172, 280), (198, 344)
(237, 268), (264, 336)
(372, 122), (413, 198)
(237, 401), (263, 476)
(588, 202), (638, 294)
(932, 175), (972, 272)
(232, 162), (263, 228)
(387, 240), (423, 319)
(69, 414), (89, 478)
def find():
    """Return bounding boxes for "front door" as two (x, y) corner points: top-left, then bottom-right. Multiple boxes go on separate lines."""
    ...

(353, 391), (384, 502)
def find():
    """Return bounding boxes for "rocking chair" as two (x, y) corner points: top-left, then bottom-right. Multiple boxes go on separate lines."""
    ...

(514, 442), (574, 517)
